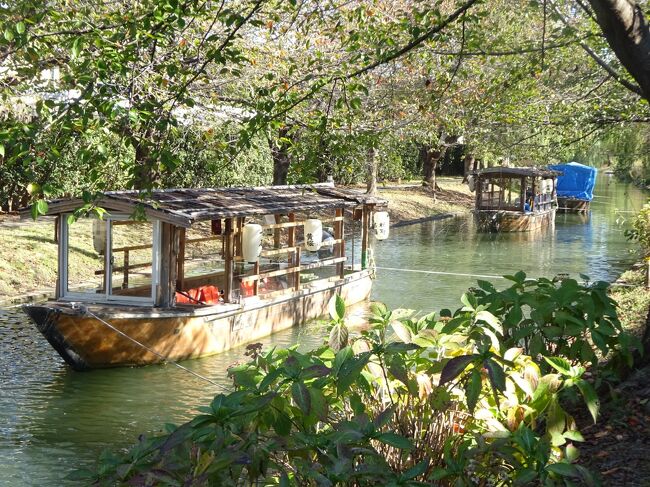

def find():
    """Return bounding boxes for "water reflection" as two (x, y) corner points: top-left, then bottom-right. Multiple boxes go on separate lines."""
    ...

(0, 177), (646, 486)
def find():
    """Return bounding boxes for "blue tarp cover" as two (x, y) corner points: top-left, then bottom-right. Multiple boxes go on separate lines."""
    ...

(548, 162), (597, 201)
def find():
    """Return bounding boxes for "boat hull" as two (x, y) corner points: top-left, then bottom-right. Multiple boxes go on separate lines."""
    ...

(473, 208), (556, 232)
(24, 271), (373, 370)
(557, 197), (590, 212)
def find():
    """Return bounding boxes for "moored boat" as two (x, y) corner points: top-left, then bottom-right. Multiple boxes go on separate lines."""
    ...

(20, 183), (387, 370)
(471, 166), (559, 232)
(548, 162), (597, 212)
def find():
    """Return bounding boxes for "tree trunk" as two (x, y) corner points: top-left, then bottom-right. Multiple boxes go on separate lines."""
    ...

(269, 126), (292, 185)
(587, 0), (650, 102)
(420, 145), (433, 189)
(366, 147), (378, 195)
(462, 154), (475, 183)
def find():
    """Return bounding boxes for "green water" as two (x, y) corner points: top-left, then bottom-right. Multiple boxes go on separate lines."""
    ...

(0, 177), (646, 486)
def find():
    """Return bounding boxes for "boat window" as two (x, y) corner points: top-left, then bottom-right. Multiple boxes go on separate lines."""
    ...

(65, 217), (106, 295)
(61, 215), (160, 304)
(108, 220), (158, 300)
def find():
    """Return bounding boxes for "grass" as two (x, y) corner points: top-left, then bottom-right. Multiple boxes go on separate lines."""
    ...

(378, 178), (474, 222)
(610, 265), (650, 339)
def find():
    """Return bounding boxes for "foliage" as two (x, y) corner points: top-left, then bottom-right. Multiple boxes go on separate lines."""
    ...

(465, 272), (637, 370)
(79, 275), (633, 486)
(624, 203), (650, 255)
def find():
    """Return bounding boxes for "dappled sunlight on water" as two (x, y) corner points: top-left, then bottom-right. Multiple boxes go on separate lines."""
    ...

(0, 177), (646, 485)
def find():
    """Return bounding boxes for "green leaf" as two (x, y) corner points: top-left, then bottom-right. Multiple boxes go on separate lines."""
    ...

(71, 37), (82, 58)
(566, 443), (580, 462)
(0, 144), (5, 157)
(465, 369), (482, 413)
(546, 462), (579, 478)
(475, 310), (503, 334)
(376, 432), (413, 450)
(36, 199), (48, 216)
(390, 321), (412, 343)
(309, 387), (328, 420)
(274, 410), (292, 436)
(401, 459), (429, 480)
(543, 356), (571, 375)
(563, 430), (584, 442)
(575, 379), (599, 423)
(336, 353), (370, 395)
(329, 323), (348, 351)
(4, 29), (14, 41)
(439, 354), (475, 385)
(16, 22), (26, 34)
(484, 359), (506, 393)
(329, 294), (346, 321)
(291, 381), (311, 415)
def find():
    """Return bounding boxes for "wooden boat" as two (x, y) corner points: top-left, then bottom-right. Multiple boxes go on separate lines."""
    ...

(556, 197), (591, 212)
(472, 166), (559, 232)
(21, 184), (386, 370)
(548, 162), (597, 213)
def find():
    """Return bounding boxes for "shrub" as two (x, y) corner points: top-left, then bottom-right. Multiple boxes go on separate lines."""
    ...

(79, 277), (625, 486)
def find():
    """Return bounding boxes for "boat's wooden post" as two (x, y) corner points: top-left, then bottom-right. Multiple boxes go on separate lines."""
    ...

(123, 250), (129, 289)
(253, 261), (260, 295)
(294, 246), (301, 291)
(531, 178), (536, 212)
(520, 177), (526, 212)
(361, 204), (371, 270)
(475, 175), (482, 209)
(176, 227), (186, 291)
(54, 215), (59, 244)
(287, 213), (296, 289)
(224, 218), (234, 303)
(274, 214), (282, 249)
(335, 207), (345, 278)
(158, 223), (180, 307)
(56, 216), (64, 299)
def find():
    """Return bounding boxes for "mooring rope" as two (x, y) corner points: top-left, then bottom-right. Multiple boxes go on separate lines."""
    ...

(374, 266), (505, 280)
(78, 305), (230, 390)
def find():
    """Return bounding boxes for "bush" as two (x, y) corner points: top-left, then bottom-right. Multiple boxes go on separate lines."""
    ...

(79, 276), (626, 486)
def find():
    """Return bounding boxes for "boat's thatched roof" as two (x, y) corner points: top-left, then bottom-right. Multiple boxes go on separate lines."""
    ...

(476, 166), (560, 178)
(23, 183), (386, 228)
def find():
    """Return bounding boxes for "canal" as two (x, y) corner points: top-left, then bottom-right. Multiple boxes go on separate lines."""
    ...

(0, 177), (646, 485)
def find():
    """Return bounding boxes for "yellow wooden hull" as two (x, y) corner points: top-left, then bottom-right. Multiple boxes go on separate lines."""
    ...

(24, 271), (373, 370)
(473, 208), (556, 232)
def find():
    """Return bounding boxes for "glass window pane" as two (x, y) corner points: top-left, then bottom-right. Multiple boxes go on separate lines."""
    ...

(66, 218), (106, 295)
(109, 221), (154, 299)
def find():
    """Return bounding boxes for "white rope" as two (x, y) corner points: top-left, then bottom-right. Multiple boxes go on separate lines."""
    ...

(80, 306), (230, 390)
(375, 266), (505, 280)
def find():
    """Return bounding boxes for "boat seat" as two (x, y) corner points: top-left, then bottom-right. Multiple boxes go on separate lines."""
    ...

(175, 285), (221, 305)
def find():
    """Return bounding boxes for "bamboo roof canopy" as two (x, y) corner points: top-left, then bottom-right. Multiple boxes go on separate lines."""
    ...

(23, 183), (387, 228)
(475, 167), (561, 178)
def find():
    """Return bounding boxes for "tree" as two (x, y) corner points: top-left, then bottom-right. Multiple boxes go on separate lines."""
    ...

(587, 0), (650, 102)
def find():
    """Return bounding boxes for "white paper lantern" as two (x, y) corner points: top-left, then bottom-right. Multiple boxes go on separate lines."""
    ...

(373, 211), (390, 240)
(304, 218), (323, 251)
(242, 223), (262, 263)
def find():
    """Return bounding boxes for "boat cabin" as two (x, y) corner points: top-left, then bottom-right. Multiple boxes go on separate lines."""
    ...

(25, 183), (385, 309)
(472, 166), (560, 232)
(548, 162), (597, 212)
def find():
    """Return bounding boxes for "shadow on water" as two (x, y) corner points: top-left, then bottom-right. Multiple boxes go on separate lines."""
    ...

(0, 177), (646, 485)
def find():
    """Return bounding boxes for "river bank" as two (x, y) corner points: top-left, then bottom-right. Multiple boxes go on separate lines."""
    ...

(0, 178), (473, 303)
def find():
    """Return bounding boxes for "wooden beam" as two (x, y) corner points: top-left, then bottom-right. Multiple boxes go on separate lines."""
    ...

(240, 256), (347, 282)
(253, 261), (260, 295)
(224, 218), (234, 303)
(335, 208), (345, 278)
(361, 205), (371, 270)
(287, 213), (297, 290)
(274, 214), (282, 249)
(176, 227), (186, 291)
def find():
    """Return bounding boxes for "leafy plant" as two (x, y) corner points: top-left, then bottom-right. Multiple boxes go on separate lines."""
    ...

(82, 276), (620, 485)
